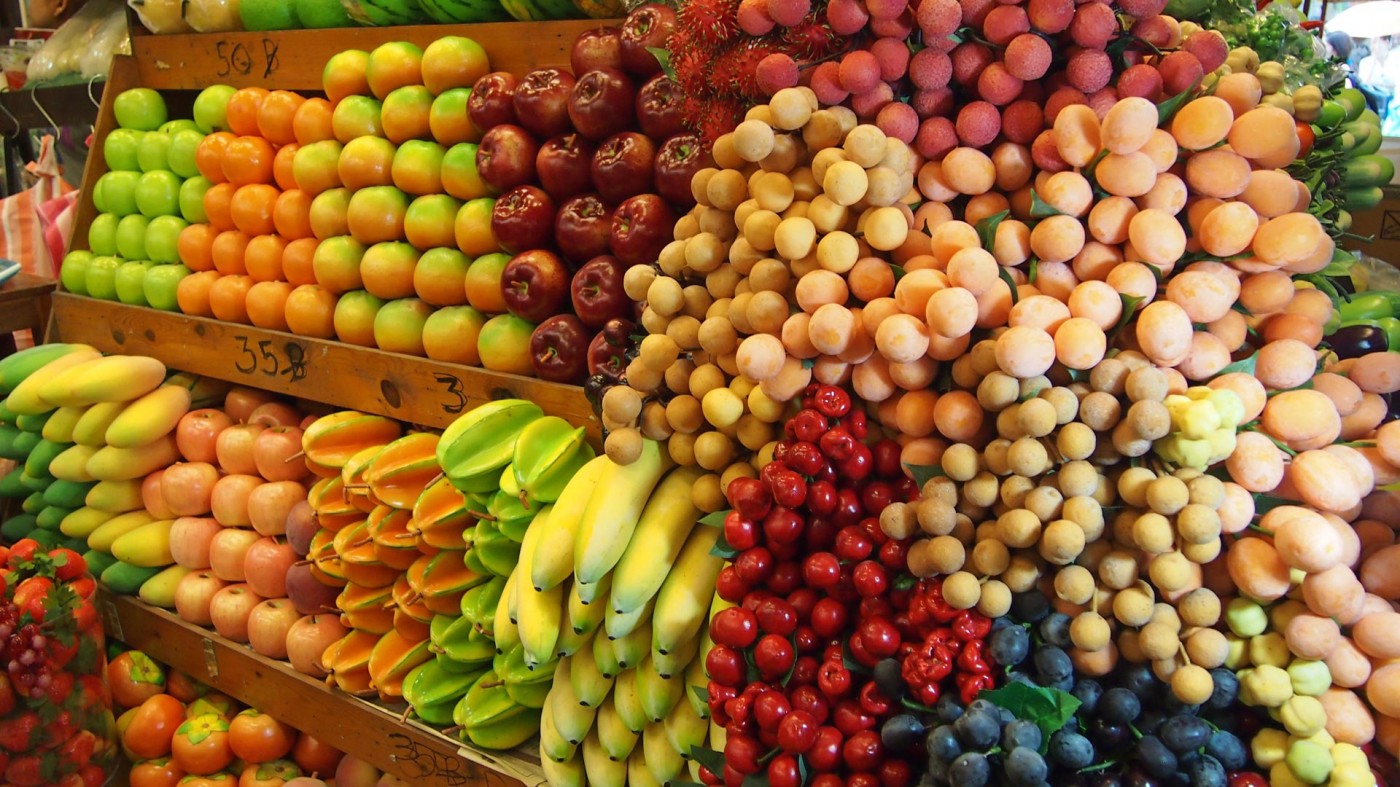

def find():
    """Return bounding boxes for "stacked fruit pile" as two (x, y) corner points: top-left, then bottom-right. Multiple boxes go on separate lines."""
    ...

(130, 0), (613, 34)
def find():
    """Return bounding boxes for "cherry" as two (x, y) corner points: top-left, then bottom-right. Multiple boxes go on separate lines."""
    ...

(810, 598), (849, 639)
(724, 730), (764, 774)
(817, 660), (852, 698)
(841, 442), (874, 481)
(853, 560), (889, 598)
(794, 625), (822, 654)
(722, 764), (746, 787)
(812, 776), (844, 787)
(760, 459), (792, 487)
(768, 562), (802, 595)
(753, 690), (791, 731)
(706, 645), (745, 687)
(834, 527), (874, 562)
(791, 655), (819, 685)
(818, 427), (856, 460)
(785, 441), (824, 475)
(787, 408), (828, 442)
(843, 730), (884, 772)
(790, 684), (830, 724)
(848, 632), (879, 667)
(833, 488), (864, 526)
(807, 480), (838, 516)
(859, 617), (902, 658)
(723, 513), (758, 552)
(708, 682), (739, 720)
(804, 516), (839, 551)
(862, 481), (894, 515)
(833, 699), (877, 736)
(734, 547), (774, 585)
(859, 516), (889, 546)
(850, 774), (881, 787)
(879, 539), (910, 570)
(716, 566), (749, 602)
(873, 438), (902, 477)
(756, 598), (799, 636)
(742, 588), (776, 612)
(786, 587), (818, 621)
(710, 607), (759, 649)
(725, 693), (755, 732)
(767, 753), (802, 787)
(763, 506), (806, 544)
(755, 634), (795, 679)
(895, 476), (920, 501)
(770, 471), (808, 508)
(777, 709), (819, 754)
(858, 681), (893, 716)
(843, 408), (868, 439)
(813, 386), (852, 417)
(806, 725), (845, 771)
(769, 538), (802, 562)
(880, 760), (914, 787)
(802, 552), (842, 590)
(726, 476), (772, 520)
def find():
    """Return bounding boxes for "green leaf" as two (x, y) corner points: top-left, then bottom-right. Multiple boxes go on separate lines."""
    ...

(1253, 493), (1294, 515)
(976, 209), (1011, 251)
(999, 266), (1020, 305)
(894, 574), (916, 591)
(692, 685), (710, 706)
(801, 358), (816, 369)
(1157, 77), (1202, 125)
(647, 47), (676, 81)
(1218, 352), (1258, 376)
(689, 746), (726, 776)
(699, 509), (730, 528)
(906, 464), (945, 488)
(1320, 247), (1357, 277)
(979, 682), (1082, 752)
(1029, 189), (1064, 218)
(1144, 263), (1163, 284)
(890, 263), (907, 282)
(1111, 294), (1146, 335)
(1028, 257), (1039, 284)
(709, 530), (740, 560)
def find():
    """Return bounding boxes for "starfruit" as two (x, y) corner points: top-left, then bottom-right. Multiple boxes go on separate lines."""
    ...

(365, 432), (441, 511)
(367, 505), (418, 570)
(404, 659), (483, 726)
(460, 575), (508, 631)
(454, 668), (528, 731)
(302, 411), (402, 469)
(488, 490), (535, 543)
(472, 519), (522, 577)
(368, 628), (432, 700)
(512, 416), (595, 509)
(412, 476), (475, 551)
(434, 615), (497, 666)
(437, 400), (543, 494)
(340, 445), (383, 514)
(307, 476), (361, 532)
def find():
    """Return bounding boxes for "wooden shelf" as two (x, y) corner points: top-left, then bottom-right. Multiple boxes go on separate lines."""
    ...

(49, 293), (600, 440)
(130, 20), (613, 92)
(97, 591), (544, 787)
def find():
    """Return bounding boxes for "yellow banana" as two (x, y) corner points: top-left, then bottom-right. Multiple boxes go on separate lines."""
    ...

(548, 657), (598, 745)
(2, 348), (101, 415)
(628, 746), (662, 787)
(593, 625), (623, 681)
(609, 466), (703, 615)
(664, 690), (708, 760)
(605, 597), (653, 641)
(40, 406), (87, 443)
(48, 445), (98, 483)
(40, 355), (166, 408)
(574, 440), (668, 584)
(138, 565), (193, 608)
(572, 632), (616, 707)
(104, 384), (191, 448)
(595, 691), (639, 761)
(573, 572), (611, 607)
(111, 519), (175, 567)
(85, 479), (145, 513)
(636, 653), (682, 724)
(71, 401), (127, 446)
(86, 435), (181, 481)
(582, 730), (626, 787)
(610, 617), (651, 671)
(556, 587), (592, 658)
(611, 668), (647, 734)
(539, 693), (578, 763)
(513, 504), (564, 667)
(642, 720), (686, 784)
(530, 455), (606, 591)
(708, 719), (727, 765)
(539, 745), (585, 787)
(652, 527), (724, 657)
(493, 569), (521, 654)
(653, 630), (700, 679)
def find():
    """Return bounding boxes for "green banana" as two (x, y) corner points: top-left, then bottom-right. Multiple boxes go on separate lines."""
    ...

(539, 745), (585, 787)
(548, 657), (598, 745)
(0, 469), (28, 499)
(0, 425), (20, 459)
(471, 519), (521, 578)
(642, 720), (686, 784)
(595, 692), (639, 761)
(24, 439), (68, 480)
(437, 400), (543, 494)
(663, 690), (708, 761)
(512, 416), (596, 508)
(36, 506), (75, 532)
(611, 668), (647, 734)
(540, 698), (578, 763)
(582, 730), (627, 787)
(0, 514), (36, 542)
(653, 631), (700, 679)
(14, 411), (52, 433)
(0, 400), (13, 425)
(531, 455), (606, 591)
(610, 615), (651, 671)
(586, 629), (622, 688)
(18, 469), (50, 493)
(636, 653), (682, 724)
(605, 597), (654, 641)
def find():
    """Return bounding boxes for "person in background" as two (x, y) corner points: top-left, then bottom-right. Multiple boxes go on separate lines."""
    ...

(23, 0), (84, 27)
(1326, 30), (1357, 87)
(1358, 34), (1394, 116)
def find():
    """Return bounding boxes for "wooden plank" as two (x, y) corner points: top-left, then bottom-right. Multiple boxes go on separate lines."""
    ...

(97, 592), (543, 787)
(131, 20), (612, 91)
(49, 294), (600, 440)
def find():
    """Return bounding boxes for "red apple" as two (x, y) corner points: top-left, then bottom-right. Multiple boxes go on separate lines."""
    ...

(209, 527), (263, 582)
(572, 27), (625, 74)
(176, 408), (234, 463)
(247, 480), (308, 537)
(610, 193), (676, 266)
(655, 133), (713, 208)
(253, 426), (307, 482)
(536, 135), (595, 201)
(491, 185), (557, 254)
(619, 4), (678, 77)
(216, 423), (266, 475)
(211, 473), (263, 527)
(591, 132), (656, 203)
(286, 614), (348, 678)
(568, 68), (637, 142)
(170, 516), (223, 570)
(174, 570), (228, 626)
(161, 461), (222, 517)
(476, 124), (539, 193)
(556, 200), (612, 271)
(209, 583), (265, 642)
(502, 249), (570, 322)
(247, 401), (301, 428)
(244, 537), (298, 598)
(588, 330), (629, 380)
(225, 386), (277, 423)
(513, 67), (577, 140)
(571, 255), (630, 328)
(468, 72), (519, 131)
(285, 500), (318, 556)
(530, 315), (591, 383)
(285, 562), (339, 616)
(247, 598), (300, 659)
(637, 75), (687, 140)
(141, 469), (178, 520)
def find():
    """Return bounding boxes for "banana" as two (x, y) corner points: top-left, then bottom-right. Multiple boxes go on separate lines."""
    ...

(609, 466), (704, 615)
(566, 577), (606, 637)
(0, 344), (93, 395)
(59, 507), (116, 539)
(70, 401), (127, 447)
(3, 347), (102, 415)
(605, 597), (653, 641)
(85, 435), (181, 481)
(104, 384), (191, 448)
(628, 745), (663, 787)
(539, 693), (578, 763)
(652, 526), (723, 657)
(686, 617), (716, 719)
(539, 745), (585, 787)
(493, 569), (521, 654)
(636, 653), (682, 723)
(611, 668), (647, 734)
(610, 617), (650, 671)
(571, 572), (610, 617)
(513, 505), (565, 667)
(664, 688), (708, 760)
(48, 445), (98, 483)
(111, 519), (175, 567)
(530, 455), (606, 591)
(572, 633), (616, 706)
(642, 720), (686, 784)
(592, 624), (623, 681)
(595, 691), (640, 761)
(582, 730), (626, 787)
(512, 415), (596, 508)
(436, 400), (543, 493)
(574, 439), (667, 584)
(548, 657), (598, 745)
(137, 565), (193, 608)
(85, 479), (145, 513)
(556, 591), (592, 659)
(86, 510), (156, 552)
(40, 406), (87, 443)
(653, 630), (700, 679)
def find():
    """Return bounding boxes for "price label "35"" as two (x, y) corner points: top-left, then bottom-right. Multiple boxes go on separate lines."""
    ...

(234, 336), (309, 382)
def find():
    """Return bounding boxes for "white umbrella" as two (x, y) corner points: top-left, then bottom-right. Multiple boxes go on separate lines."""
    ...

(1328, 0), (1400, 38)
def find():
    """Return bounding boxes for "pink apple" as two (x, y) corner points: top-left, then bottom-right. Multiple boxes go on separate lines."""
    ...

(286, 562), (340, 615)
(161, 461), (222, 517)
(286, 500), (318, 556)
(244, 537), (298, 598)
(286, 779), (330, 787)
(336, 756), (382, 787)
(173, 570), (228, 625)
(141, 469), (177, 520)
(176, 408), (234, 463)
(209, 583), (265, 642)
(248, 480), (308, 536)
(170, 516), (222, 569)
(247, 598), (300, 658)
(211, 473), (263, 527)
(299, 413), (319, 430)
(253, 426), (308, 482)
(216, 423), (266, 475)
(247, 401), (302, 428)
(225, 386), (277, 423)
(286, 614), (348, 677)
(209, 527), (263, 582)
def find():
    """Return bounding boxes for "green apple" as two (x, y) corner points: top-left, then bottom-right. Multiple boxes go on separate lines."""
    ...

(92, 176), (107, 214)
(84, 256), (122, 300)
(115, 215), (150, 260)
(135, 171), (182, 218)
(99, 172), (140, 217)
(144, 263), (191, 311)
(88, 214), (120, 257)
(114, 88), (168, 131)
(103, 129), (143, 172)
(159, 119), (199, 134)
(193, 85), (236, 133)
(114, 261), (155, 305)
(137, 131), (172, 173)
(59, 251), (93, 295)
(145, 215), (189, 264)
(167, 129), (205, 179)
(179, 176), (212, 224)
(333, 290), (387, 347)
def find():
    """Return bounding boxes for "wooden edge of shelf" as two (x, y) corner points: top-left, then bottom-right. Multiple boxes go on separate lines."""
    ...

(97, 591), (544, 787)
(130, 20), (617, 91)
(49, 294), (600, 440)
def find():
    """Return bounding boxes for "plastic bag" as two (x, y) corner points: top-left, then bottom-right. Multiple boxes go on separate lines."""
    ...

(25, 0), (130, 84)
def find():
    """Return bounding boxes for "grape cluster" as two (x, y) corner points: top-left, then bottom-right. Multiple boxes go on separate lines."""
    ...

(4, 617), (55, 700)
(917, 698), (1051, 787)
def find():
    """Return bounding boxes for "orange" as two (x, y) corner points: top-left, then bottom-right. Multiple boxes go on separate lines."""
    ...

(293, 98), (336, 145)
(196, 132), (235, 184)
(244, 234), (288, 282)
(272, 144), (300, 192)
(360, 242), (419, 300)
(365, 42), (424, 100)
(323, 49), (371, 105)
(273, 190), (314, 240)
(282, 237), (319, 286)
(454, 198), (498, 257)
(256, 90), (306, 146)
(209, 274), (254, 324)
(312, 236), (367, 294)
(222, 137), (276, 186)
(178, 224), (219, 272)
(225, 88), (270, 137)
(346, 186), (409, 245)
(203, 183), (237, 232)
(285, 284), (339, 339)
(308, 188), (352, 240)
(230, 184), (280, 236)
(177, 271), (220, 316)
(211, 230), (251, 275)
(246, 280), (294, 330)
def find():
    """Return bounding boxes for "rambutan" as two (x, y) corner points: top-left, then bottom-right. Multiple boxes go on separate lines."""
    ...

(672, 47), (714, 95)
(711, 38), (781, 101)
(675, 0), (743, 48)
(694, 97), (747, 144)
(781, 12), (844, 60)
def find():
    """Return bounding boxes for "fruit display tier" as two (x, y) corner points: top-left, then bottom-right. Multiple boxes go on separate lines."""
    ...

(97, 589), (544, 786)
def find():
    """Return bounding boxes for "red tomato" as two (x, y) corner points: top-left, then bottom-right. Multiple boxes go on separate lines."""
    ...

(172, 714), (235, 776)
(108, 651), (168, 710)
(238, 759), (302, 787)
(13, 577), (52, 621)
(1297, 121), (1316, 156)
(124, 694), (187, 760)
(291, 732), (343, 776)
(229, 710), (296, 764)
(48, 548), (86, 581)
(131, 758), (187, 787)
